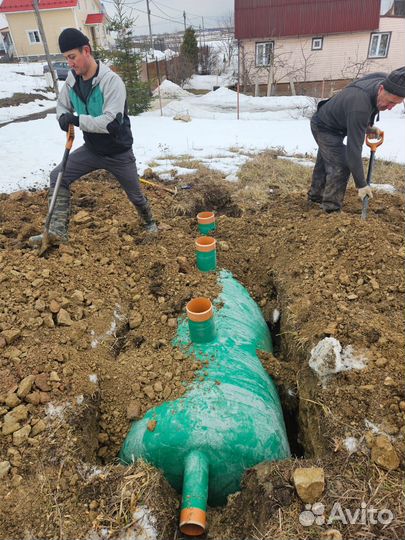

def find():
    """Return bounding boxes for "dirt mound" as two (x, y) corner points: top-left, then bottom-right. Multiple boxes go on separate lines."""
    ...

(0, 159), (404, 539)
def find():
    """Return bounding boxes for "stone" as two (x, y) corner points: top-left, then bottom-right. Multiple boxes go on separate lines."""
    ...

(126, 401), (141, 420)
(39, 392), (51, 404)
(147, 419), (157, 431)
(34, 373), (51, 392)
(7, 448), (22, 467)
(25, 392), (41, 405)
(4, 404), (28, 424)
(0, 461), (11, 479)
(5, 393), (21, 408)
(371, 435), (400, 470)
(2, 419), (21, 436)
(73, 210), (92, 224)
(293, 467), (325, 503)
(71, 290), (84, 303)
(49, 300), (60, 314)
(57, 308), (73, 326)
(17, 375), (35, 398)
(13, 424), (31, 446)
(31, 419), (46, 436)
(42, 314), (55, 328)
(1, 329), (21, 345)
(143, 385), (155, 400)
(153, 381), (163, 392)
(173, 113), (192, 122)
(369, 278), (379, 290)
(49, 371), (60, 382)
(129, 311), (143, 329)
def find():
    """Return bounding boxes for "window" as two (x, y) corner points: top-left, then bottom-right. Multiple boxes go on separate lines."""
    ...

(368, 32), (391, 58)
(255, 41), (273, 66)
(27, 30), (41, 44)
(312, 37), (323, 50)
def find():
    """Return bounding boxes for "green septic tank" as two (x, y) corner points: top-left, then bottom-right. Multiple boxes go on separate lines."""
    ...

(120, 270), (290, 536)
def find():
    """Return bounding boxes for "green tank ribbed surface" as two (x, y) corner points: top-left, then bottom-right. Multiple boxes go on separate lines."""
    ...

(120, 270), (290, 506)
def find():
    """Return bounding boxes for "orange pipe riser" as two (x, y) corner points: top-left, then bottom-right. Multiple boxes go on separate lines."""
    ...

(195, 237), (217, 272)
(197, 211), (216, 235)
(186, 298), (216, 343)
(179, 508), (207, 537)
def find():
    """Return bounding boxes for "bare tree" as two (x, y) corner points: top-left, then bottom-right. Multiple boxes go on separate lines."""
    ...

(217, 12), (236, 68)
(166, 55), (194, 87)
(341, 45), (376, 80)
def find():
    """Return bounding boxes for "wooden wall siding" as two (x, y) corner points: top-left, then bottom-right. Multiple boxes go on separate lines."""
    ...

(239, 17), (405, 87)
(235, 0), (381, 40)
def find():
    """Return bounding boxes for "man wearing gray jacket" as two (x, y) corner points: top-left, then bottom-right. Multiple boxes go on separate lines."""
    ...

(308, 67), (405, 213)
(30, 28), (157, 248)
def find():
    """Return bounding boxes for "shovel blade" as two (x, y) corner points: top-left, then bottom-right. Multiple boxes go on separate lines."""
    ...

(37, 229), (51, 257)
(361, 195), (369, 221)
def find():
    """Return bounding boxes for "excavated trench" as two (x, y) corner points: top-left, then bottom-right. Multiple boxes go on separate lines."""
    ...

(1, 173), (403, 539)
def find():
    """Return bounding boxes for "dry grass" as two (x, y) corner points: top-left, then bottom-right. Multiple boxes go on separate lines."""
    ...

(83, 460), (178, 538)
(235, 150), (313, 207)
(370, 158), (405, 193)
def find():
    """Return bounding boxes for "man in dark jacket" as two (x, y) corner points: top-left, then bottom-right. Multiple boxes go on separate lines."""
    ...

(308, 67), (405, 212)
(30, 28), (157, 248)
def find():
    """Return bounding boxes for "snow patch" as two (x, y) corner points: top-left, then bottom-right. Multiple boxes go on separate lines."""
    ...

(153, 80), (191, 99)
(45, 402), (70, 419)
(343, 437), (359, 454)
(371, 183), (396, 193)
(309, 337), (367, 384)
(90, 304), (124, 349)
(86, 505), (158, 540)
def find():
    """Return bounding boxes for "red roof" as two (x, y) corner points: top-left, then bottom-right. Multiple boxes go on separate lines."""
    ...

(85, 13), (104, 25)
(0, 0), (77, 13)
(235, 0), (381, 40)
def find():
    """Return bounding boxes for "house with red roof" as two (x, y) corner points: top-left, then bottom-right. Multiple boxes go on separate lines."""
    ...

(235, 0), (405, 96)
(0, 0), (111, 60)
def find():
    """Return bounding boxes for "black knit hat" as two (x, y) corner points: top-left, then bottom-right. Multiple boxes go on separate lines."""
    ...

(382, 66), (405, 98)
(58, 28), (90, 53)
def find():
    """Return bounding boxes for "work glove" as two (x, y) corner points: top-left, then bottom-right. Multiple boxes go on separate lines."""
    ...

(358, 186), (373, 201)
(366, 126), (382, 139)
(58, 113), (79, 132)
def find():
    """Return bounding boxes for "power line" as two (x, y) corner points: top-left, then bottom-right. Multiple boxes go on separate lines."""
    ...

(150, 0), (203, 19)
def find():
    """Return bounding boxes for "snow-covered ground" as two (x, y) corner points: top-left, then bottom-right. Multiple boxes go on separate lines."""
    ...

(0, 65), (404, 194)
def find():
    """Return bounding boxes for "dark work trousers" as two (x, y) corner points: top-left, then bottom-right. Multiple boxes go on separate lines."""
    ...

(308, 120), (351, 212)
(50, 145), (147, 208)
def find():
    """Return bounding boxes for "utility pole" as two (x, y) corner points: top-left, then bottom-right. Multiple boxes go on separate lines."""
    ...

(201, 16), (205, 48)
(32, 0), (59, 97)
(183, 10), (187, 31)
(146, 0), (154, 57)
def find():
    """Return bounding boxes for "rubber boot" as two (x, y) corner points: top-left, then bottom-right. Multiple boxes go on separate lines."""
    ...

(29, 186), (70, 247)
(136, 200), (158, 233)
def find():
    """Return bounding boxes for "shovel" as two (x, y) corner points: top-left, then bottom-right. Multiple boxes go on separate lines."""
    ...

(38, 124), (75, 256)
(140, 177), (177, 195)
(361, 130), (384, 220)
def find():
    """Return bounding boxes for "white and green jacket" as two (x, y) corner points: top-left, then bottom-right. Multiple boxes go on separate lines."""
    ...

(56, 61), (133, 156)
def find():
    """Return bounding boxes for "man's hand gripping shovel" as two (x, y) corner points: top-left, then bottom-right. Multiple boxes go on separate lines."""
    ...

(361, 130), (384, 220)
(38, 125), (75, 256)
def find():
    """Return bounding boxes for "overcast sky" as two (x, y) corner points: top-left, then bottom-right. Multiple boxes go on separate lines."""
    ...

(104, 0), (234, 36)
